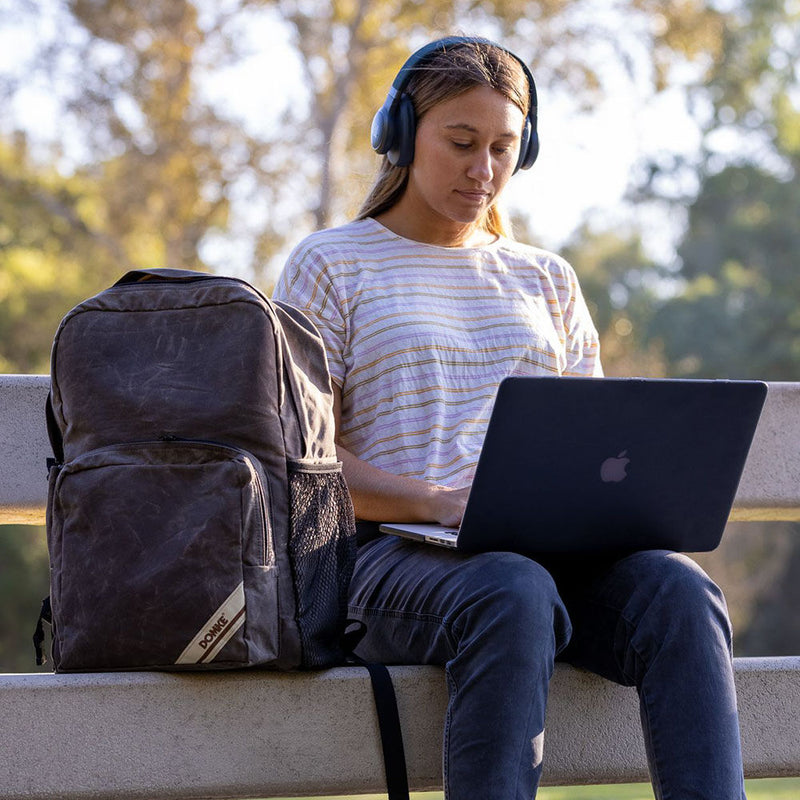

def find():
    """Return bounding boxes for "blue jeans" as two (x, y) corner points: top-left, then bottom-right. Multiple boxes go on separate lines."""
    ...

(348, 536), (746, 800)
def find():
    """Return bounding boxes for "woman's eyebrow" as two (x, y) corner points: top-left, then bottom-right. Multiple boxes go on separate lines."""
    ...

(443, 123), (518, 138)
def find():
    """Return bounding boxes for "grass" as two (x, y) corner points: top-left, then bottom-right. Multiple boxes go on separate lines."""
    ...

(535, 778), (800, 799)
(267, 778), (800, 799)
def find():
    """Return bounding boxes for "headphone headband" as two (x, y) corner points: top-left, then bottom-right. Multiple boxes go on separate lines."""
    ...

(370, 36), (539, 172)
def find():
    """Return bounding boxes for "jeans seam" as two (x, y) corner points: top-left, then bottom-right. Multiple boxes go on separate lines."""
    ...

(639, 672), (668, 800)
(608, 610), (669, 798)
(348, 604), (447, 625)
(612, 604), (670, 799)
(443, 662), (459, 800)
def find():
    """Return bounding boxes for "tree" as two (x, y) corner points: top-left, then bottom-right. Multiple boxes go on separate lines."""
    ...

(1, 0), (287, 278)
(559, 224), (667, 378)
(647, 164), (800, 380)
(693, 0), (800, 169)
(0, 135), (127, 373)
(0, 525), (50, 673)
(619, 0), (800, 378)
(631, 0), (800, 214)
(0, 0), (747, 398)
(2, 0), (740, 280)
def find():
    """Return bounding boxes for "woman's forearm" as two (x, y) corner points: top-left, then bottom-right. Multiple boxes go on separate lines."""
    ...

(332, 384), (468, 526)
(337, 444), (466, 526)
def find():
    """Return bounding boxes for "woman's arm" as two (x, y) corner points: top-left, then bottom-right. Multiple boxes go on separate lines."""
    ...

(333, 385), (468, 527)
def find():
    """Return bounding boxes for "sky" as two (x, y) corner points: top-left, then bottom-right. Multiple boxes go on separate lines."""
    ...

(0, 3), (707, 275)
(198, 11), (706, 267)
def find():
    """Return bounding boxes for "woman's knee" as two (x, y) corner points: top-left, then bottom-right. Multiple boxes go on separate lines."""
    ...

(625, 551), (733, 651)
(640, 551), (726, 607)
(450, 552), (571, 656)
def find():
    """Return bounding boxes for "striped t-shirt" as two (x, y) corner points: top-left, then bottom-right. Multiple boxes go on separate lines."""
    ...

(273, 217), (602, 489)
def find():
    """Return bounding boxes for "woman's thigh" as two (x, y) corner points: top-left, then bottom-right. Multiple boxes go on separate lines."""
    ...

(349, 535), (571, 666)
(554, 549), (732, 685)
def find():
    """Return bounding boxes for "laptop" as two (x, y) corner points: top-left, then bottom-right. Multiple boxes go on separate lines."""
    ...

(379, 376), (768, 556)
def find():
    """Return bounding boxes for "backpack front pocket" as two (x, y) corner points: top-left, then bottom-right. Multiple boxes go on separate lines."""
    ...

(49, 441), (278, 670)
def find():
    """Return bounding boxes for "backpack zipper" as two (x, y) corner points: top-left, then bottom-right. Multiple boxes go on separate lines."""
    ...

(60, 437), (273, 567)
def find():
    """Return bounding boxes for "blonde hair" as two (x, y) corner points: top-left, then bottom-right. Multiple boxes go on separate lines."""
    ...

(357, 40), (530, 239)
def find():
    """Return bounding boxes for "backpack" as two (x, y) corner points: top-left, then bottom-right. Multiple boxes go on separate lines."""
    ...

(38, 268), (357, 672)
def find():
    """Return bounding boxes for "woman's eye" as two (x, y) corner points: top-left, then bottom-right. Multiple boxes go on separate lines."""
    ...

(452, 141), (472, 149)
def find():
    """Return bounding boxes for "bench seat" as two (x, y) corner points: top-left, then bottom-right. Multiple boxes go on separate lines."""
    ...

(2, 375), (800, 798)
(1, 658), (799, 799)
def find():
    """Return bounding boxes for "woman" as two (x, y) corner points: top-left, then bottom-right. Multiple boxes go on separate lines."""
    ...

(274, 36), (746, 800)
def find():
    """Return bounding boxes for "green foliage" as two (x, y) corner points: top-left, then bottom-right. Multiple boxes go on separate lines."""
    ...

(0, 526), (50, 673)
(648, 164), (800, 380)
(0, 137), (125, 372)
(696, 0), (800, 155)
(559, 226), (668, 377)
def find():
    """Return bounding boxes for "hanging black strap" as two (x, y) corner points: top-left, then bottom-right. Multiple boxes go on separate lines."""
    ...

(342, 622), (410, 800)
(361, 659), (410, 800)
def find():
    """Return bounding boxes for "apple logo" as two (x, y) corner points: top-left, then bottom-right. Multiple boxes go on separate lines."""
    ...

(600, 450), (630, 483)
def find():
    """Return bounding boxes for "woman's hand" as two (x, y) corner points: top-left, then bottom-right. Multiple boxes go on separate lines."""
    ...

(428, 484), (470, 528)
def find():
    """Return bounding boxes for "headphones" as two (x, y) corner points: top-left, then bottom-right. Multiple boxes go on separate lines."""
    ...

(370, 36), (539, 173)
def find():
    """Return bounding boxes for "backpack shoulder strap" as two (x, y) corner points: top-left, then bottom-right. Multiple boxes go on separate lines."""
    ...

(45, 392), (64, 465)
(272, 300), (338, 462)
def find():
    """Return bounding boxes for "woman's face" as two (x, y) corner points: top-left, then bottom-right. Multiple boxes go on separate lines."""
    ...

(402, 85), (525, 245)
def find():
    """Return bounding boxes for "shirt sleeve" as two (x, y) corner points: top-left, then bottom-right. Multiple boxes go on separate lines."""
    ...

(552, 254), (604, 377)
(272, 238), (349, 387)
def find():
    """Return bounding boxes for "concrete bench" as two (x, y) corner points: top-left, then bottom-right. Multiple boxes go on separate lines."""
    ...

(2, 373), (800, 799)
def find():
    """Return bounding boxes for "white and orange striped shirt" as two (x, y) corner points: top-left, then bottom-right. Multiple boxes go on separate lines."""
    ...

(273, 217), (602, 489)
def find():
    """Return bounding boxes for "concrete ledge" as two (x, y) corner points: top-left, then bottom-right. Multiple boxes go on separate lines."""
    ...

(731, 382), (800, 521)
(2, 372), (800, 797)
(0, 658), (797, 799)
(3, 667), (435, 800)
(3, 376), (800, 526)
(0, 375), (51, 524)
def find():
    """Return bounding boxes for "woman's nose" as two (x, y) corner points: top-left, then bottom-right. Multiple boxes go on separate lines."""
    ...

(466, 148), (493, 182)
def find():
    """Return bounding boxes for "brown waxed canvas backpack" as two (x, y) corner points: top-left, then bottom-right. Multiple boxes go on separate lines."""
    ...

(37, 268), (357, 672)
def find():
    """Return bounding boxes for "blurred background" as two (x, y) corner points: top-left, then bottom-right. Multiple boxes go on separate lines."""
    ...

(1, 0), (799, 672)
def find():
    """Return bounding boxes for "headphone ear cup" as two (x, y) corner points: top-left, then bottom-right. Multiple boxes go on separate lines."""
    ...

(387, 93), (416, 167)
(515, 118), (539, 172)
(371, 106), (392, 155)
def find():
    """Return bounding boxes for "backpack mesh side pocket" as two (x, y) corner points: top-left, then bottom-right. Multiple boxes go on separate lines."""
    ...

(287, 461), (356, 668)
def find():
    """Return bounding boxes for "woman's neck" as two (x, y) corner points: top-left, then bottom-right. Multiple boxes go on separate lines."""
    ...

(374, 205), (497, 248)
